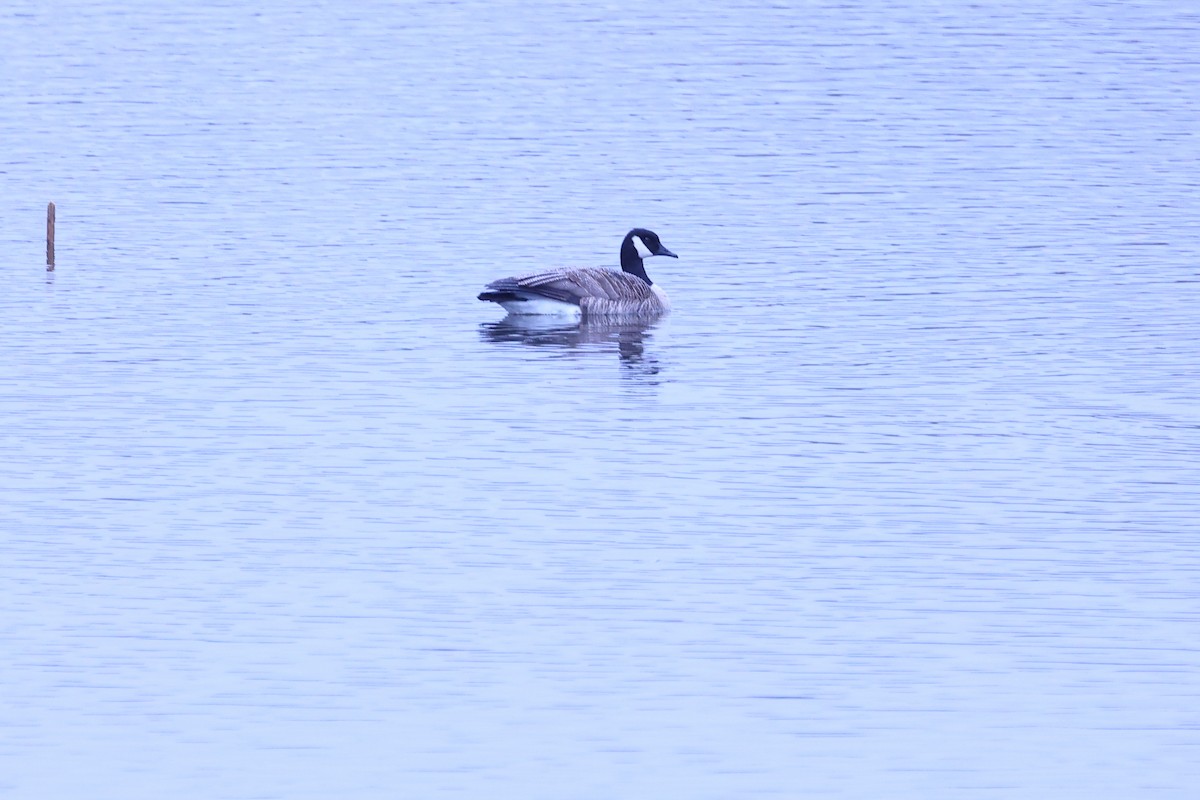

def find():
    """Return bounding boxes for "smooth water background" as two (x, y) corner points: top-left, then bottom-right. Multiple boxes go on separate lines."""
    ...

(2, 1), (1199, 797)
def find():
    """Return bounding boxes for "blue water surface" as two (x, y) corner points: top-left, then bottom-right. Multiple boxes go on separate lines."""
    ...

(2, 1), (1199, 798)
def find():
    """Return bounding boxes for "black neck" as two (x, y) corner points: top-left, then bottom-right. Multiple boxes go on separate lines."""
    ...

(620, 238), (652, 285)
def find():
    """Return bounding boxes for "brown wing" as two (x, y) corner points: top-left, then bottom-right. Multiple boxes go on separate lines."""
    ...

(482, 268), (654, 306)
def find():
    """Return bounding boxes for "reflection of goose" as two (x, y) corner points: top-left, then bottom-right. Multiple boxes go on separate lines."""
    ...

(478, 228), (678, 318)
(480, 317), (664, 378)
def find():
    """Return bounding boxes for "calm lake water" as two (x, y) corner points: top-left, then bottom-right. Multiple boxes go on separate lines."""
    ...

(2, 0), (1199, 797)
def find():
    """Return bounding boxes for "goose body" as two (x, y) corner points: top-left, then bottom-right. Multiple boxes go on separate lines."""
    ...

(478, 228), (678, 318)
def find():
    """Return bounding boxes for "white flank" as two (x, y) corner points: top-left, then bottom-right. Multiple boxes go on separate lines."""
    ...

(651, 283), (671, 311)
(499, 297), (583, 317)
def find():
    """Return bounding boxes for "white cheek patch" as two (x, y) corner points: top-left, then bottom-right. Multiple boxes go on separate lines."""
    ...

(632, 235), (655, 259)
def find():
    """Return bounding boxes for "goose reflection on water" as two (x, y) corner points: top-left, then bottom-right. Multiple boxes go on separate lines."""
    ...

(479, 316), (664, 380)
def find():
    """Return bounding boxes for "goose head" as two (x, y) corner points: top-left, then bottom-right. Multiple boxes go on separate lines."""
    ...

(620, 228), (678, 283)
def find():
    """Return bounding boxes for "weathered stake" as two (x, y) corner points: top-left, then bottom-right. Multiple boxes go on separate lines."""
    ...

(46, 202), (56, 270)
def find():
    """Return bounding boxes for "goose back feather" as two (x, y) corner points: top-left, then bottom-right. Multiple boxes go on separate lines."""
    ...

(480, 267), (669, 317)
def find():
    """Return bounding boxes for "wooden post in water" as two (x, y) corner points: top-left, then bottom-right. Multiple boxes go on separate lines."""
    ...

(46, 202), (56, 270)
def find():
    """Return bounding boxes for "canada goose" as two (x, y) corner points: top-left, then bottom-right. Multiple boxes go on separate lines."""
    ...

(477, 228), (678, 317)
